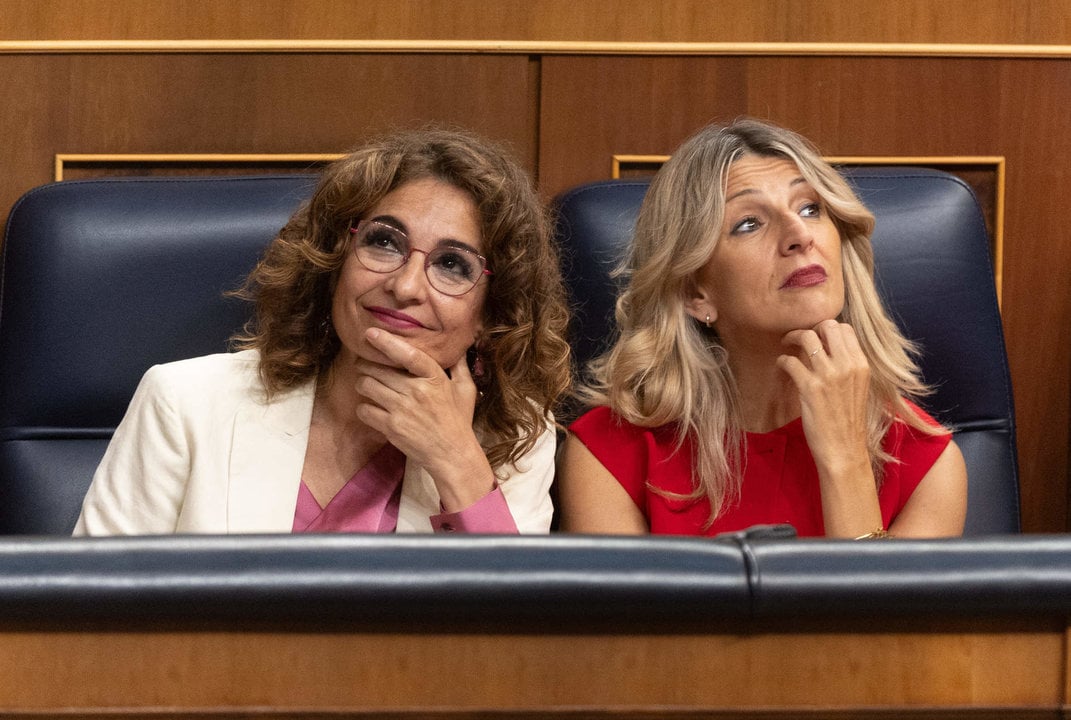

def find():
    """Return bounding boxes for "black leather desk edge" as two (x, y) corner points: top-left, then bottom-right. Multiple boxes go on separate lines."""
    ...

(1, 534), (1068, 629)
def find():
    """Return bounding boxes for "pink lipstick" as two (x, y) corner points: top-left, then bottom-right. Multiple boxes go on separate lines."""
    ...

(366, 306), (426, 330)
(780, 264), (827, 289)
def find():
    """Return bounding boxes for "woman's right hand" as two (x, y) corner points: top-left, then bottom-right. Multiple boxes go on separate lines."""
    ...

(777, 319), (883, 537)
(352, 327), (496, 512)
(778, 320), (871, 476)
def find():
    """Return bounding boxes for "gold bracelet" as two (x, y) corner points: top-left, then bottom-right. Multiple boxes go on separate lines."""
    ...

(854, 529), (891, 540)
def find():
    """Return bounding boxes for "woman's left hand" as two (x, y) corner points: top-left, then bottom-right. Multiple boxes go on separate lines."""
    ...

(777, 319), (882, 536)
(353, 327), (495, 511)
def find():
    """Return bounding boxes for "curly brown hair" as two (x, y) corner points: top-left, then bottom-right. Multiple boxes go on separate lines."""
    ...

(232, 127), (572, 470)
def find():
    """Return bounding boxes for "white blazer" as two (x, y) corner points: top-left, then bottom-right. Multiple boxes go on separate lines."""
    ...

(73, 350), (556, 535)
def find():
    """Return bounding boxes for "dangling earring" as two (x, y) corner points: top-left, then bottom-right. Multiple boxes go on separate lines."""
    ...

(319, 313), (334, 347)
(468, 344), (487, 401)
(704, 314), (712, 329)
(469, 343), (486, 380)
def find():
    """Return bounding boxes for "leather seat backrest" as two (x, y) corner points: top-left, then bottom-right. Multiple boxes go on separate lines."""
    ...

(0, 175), (317, 534)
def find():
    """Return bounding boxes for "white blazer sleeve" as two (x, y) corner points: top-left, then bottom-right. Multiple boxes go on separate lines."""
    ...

(73, 365), (190, 535)
(497, 416), (557, 534)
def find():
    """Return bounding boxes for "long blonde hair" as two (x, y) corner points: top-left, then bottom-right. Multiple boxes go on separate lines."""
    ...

(582, 118), (939, 523)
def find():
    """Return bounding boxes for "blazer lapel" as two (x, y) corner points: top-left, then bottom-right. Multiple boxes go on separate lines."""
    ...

(227, 381), (315, 532)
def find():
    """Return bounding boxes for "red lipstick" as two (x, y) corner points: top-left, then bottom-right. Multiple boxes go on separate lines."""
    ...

(780, 264), (827, 289)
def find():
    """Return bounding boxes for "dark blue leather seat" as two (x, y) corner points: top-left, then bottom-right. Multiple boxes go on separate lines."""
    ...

(2, 533), (1070, 626)
(0, 175), (317, 534)
(554, 168), (1020, 534)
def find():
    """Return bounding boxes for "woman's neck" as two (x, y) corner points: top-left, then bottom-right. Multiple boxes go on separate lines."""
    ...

(301, 357), (391, 506)
(722, 333), (801, 433)
(315, 355), (386, 444)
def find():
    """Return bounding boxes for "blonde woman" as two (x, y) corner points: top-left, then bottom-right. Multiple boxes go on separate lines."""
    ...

(559, 118), (966, 538)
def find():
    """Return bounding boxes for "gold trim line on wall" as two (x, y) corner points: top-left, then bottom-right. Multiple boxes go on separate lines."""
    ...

(54, 153), (344, 181)
(5, 40), (1071, 58)
(611, 154), (1006, 308)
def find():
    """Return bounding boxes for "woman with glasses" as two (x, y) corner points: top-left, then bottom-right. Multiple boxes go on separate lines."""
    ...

(558, 118), (967, 538)
(75, 128), (571, 535)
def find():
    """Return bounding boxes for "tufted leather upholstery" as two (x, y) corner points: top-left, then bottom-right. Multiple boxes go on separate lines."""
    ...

(0, 176), (317, 534)
(554, 168), (1020, 534)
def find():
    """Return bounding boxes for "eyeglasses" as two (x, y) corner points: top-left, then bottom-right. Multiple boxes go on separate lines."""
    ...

(348, 220), (492, 297)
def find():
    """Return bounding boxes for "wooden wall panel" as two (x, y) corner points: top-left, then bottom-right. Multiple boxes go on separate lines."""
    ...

(540, 55), (1071, 533)
(2, 0), (1071, 45)
(0, 52), (538, 226)
(0, 626), (1066, 713)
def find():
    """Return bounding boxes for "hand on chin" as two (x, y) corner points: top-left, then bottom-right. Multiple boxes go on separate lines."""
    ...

(354, 335), (402, 370)
(357, 327), (457, 378)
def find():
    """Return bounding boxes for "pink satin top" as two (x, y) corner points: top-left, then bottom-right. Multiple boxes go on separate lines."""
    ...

(292, 443), (519, 534)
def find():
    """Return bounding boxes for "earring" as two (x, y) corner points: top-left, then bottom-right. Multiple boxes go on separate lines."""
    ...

(319, 314), (334, 346)
(467, 344), (486, 380)
(704, 314), (712, 329)
(470, 345), (487, 402)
